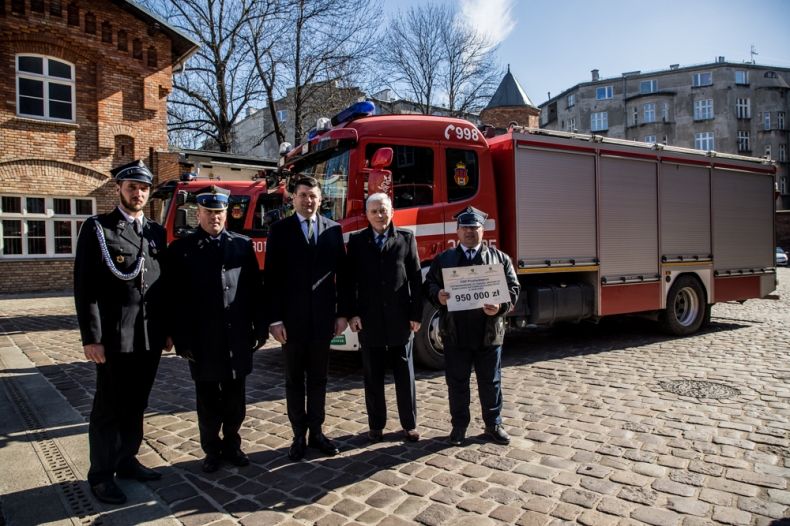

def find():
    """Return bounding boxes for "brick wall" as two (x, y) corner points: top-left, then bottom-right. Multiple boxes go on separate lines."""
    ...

(0, 0), (182, 293)
(480, 106), (540, 130)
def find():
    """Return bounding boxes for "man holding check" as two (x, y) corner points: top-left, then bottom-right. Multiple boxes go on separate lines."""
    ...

(424, 206), (520, 446)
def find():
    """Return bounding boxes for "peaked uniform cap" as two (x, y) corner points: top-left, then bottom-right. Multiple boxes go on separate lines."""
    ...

(110, 159), (153, 186)
(455, 206), (487, 227)
(195, 185), (231, 210)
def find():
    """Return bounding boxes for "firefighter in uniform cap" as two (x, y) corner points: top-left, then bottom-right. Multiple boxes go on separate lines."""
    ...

(168, 185), (267, 473)
(74, 159), (170, 505)
(424, 206), (520, 446)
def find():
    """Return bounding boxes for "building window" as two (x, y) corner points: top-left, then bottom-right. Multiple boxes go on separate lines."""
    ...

(735, 70), (749, 85)
(692, 72), (712, 87)
(277, 109), (287, 122)
(84, 12), (96, 34)
(566, 117), (576, 132)
(765, 71), (778, 79)
(0, 195), (94, 257)
(661, 103), (669, 122)
(779, 112), (785, 130)
(639, 80), (657, 94)
(737, 131), (750, 152)
(50, 0), (62, 16)
(643, 103), (656, 123)
(11, 0), (24, 14)
(764, 112), (771, 131)
(779, 144), (786, 162)
(567, 94), (575, 108)
(16, 55), (75, 122)
(101, 21), (112, 43)
(782, 178), (787, 195)
(694, 99), (713, 120)
(694, 132), (714, 151)
(117, 30), (128, 52)
(736, 98), (751, 119)
(147, 46), (158, 68)
(31, 0), (44, 13)
(132, 39), (142, 60)
(591, 111), (608, 131)
(67, 2), (78, 26)
(595, 86), (613, 100)
(632, 107), (638, 126)
(765, 144), (772, 159)
(644, 135), (656, 144)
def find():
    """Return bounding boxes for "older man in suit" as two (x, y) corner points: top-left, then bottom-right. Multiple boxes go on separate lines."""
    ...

(264, 176), (348, 461)
(74, 160), (170, 505)
(347, 192), (422, 443)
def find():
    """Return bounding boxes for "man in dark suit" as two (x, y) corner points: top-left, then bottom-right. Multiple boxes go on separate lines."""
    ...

(74, 160), (170, 505)
(347, 193), (422, 443)
(264, 176), (348, 461)
(424, 207), (520, 447)
(168, 186), (267, 474)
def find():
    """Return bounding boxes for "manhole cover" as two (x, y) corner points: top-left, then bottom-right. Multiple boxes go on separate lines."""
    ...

(658, 379), (740, 399)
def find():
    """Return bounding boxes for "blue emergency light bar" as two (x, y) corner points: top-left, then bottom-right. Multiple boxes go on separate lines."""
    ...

(330, 100), (375, 126)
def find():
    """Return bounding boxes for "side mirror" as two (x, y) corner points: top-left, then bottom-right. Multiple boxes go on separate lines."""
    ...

(370, 147), (393, 169)
(176, 190), (187, 206)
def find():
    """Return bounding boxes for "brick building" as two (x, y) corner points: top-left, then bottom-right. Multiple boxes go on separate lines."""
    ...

(479, 66), (539, 132)
(0, 0), (197, 293)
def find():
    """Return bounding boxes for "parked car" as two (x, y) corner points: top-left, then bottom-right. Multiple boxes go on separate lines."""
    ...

(777, 247), (788, 266)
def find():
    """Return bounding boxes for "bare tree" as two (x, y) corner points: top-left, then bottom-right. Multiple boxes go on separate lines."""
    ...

(145, 0), (265, 151)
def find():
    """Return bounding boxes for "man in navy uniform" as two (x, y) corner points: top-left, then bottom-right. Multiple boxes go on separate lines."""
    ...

(424, 206), (520, 446)
(264, 176), (349, 461)
(74, 159), (170, 505)
(168, 186), (267, 473)
(347, 193), (422, 443)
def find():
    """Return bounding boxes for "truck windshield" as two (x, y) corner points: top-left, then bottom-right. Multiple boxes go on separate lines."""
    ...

(173, 194), (251, 237)
(293, 148), (350, 221)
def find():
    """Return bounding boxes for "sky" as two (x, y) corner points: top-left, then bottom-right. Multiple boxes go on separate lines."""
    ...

(387, 0), (790, 107)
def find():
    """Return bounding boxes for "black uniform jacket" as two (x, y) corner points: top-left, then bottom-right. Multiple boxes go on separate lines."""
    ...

(424, 244), (520, 347)
(347, 224), (422, 347)
(168, 228), (266, 381)
(263, 213), (348, 344)
(74, 208), (168, 353)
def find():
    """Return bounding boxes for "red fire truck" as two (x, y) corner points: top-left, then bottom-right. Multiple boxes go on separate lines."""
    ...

(154, 101), (777, 368)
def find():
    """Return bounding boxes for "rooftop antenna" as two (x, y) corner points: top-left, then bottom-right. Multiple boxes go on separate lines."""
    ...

(750, 44), (759, 64)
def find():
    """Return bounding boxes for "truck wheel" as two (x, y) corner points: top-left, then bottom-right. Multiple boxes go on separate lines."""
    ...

(414, 301), (445, 370)
(660, 275), (706, 336)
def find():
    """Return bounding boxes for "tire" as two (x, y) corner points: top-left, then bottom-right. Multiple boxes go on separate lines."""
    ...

(660, 275), (706, 336)
(414, 300), (445, 370)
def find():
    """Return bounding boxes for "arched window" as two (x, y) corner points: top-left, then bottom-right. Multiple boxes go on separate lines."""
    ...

(117, 30), (127, 52)
(67, 2), (78, 26)
(84, 12), (96, 34)
(147, 46), (158, 68)
(50, 0), (62, 17)
(15, 54), (75, 121)
(132, 38), (142, 60)
(101, 21), (112, 43)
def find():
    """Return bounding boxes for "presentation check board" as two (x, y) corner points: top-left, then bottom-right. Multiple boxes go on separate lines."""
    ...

(442, 264), (510, 312)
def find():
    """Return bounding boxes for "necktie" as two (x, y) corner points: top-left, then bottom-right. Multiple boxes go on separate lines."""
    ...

(307, 219), (316, 246)
(467, 248), (475, 262)
(376, 233), (385, 249)
(133, 220), (142, 236)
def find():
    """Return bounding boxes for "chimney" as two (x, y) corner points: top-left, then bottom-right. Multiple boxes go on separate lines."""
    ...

(591, 69), (600, 82)
(717, 56), (725, 63)
(669, 64), (679, 70)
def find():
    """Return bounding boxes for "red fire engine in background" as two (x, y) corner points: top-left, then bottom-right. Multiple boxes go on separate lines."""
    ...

(153, 101), (777, 369)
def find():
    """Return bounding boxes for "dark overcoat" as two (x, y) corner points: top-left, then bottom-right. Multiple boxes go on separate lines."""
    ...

(263, 213), (348, 343)
(347, 224), (422, 347)
(168, 228), (266, 381)
(74, 208), (168, 353)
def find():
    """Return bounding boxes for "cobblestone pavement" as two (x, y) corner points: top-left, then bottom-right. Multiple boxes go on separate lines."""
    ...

(2, 270), (790, 526)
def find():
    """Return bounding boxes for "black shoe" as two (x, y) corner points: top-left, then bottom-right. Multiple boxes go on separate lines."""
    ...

(484, 424), (511, 445)
(308, 432), (339, 456)
(202, 454), (221, 473)
(402, 429), (420, 442)
(116, 461), (162, 481)
(288, 436), (307, 461)
(368, 429), (383, 443)
(222, 449), (250, 467)
(449, 427), (466, 446)
(90, 480), (127, 505)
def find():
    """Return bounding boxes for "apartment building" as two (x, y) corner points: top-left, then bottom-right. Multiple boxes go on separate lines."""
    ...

(539, 59), (789, 208)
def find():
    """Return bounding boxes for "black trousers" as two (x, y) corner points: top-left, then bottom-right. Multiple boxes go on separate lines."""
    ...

(88, 350), (161, 485)
(195, 377), (246, 456)
(283, 340), (329, 437)
(361, 343), (416, 431)
(443, 343), (503, 429)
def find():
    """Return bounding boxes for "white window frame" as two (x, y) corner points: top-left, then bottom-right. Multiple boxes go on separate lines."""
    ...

(595, 86), (613, 100)
(644, 135), (656, 144)
(661, 103), (669, 122)
(692, 72), (713, 87)
(694, 99), (713, 120)
(694, 132), (714, 151)
(764, 112), (771, 130)
(736, 98), (751, 119)
(779, 144), (786, 163)
(0, 195), (95, 258)
(591, 111), (608, 131)
(643, 103), (656, 123)
(566, 117), (576, 131)
(737, 131), (750, 152)
(639, 80), (657, 94)
(735, 70), (749, 85)
(15, 54), (76, 122)
(765, 144), (772, 159)
(276, 109), (287, 123)
(567, 94), (575, 108)
(779, 112), (785, 130)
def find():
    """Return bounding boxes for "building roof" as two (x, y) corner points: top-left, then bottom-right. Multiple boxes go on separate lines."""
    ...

(114, 0), (199, 67)
(485, 66), (535, 109)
